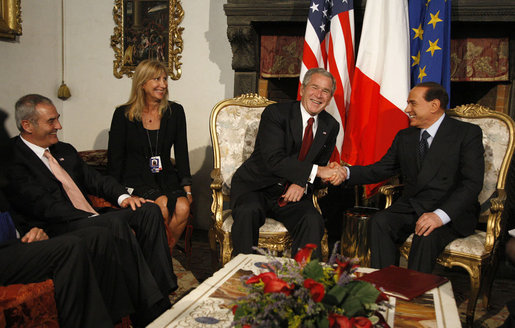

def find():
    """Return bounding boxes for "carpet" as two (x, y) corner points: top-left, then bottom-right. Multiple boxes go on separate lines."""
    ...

(169, 258), (199, 304)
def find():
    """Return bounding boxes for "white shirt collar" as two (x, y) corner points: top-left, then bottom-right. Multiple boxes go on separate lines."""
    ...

(424, 113), (445, 139)
(20, 134), (48, 160)
(299, 103), (318, 134)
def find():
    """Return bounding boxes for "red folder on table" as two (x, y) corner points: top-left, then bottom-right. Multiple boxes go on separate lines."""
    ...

(357, 265), (448, 301)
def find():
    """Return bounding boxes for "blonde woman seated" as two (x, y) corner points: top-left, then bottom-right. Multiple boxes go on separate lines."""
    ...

(108, 60), (192, 252)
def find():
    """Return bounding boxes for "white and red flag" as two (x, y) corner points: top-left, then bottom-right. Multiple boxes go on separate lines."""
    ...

(299, 0), (355, 163)
(341, 0), (410, 195)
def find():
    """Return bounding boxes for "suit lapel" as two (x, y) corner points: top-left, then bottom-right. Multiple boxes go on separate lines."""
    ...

(415, 116), (453, 191)
(403, 128), (420, 178)
(14, 137), (58, 183)
(305, 113), (330, 163)
(135, 117), (151, 158)
(158, 104), (170, 153)
(289, 102), (303, 153)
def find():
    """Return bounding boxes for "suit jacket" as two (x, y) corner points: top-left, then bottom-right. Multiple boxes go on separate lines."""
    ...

(349, 115), (484, 237)
(107, 102), (192, 191)
(230, 101), (339, 208)
(6, 136), (127, 233)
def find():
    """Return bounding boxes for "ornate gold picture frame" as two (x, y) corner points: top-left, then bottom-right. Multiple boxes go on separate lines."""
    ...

(0, 0), (22, 40)
(111, 0), (184, 79)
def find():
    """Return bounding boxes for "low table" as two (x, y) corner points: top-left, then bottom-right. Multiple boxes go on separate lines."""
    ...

(149, 254), (461, 328)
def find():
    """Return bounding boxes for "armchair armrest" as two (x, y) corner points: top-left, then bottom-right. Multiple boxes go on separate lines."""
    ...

(210, 168), (225, 229)
(314, 186), (328, 199)
(378, 184), (404, 209)
(210, 168), (223, 191)
(312, 186), (328, 215)
(485, 188), (506, 253)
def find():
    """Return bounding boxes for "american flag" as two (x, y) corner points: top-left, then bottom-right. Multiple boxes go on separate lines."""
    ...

(299, 0), (355, 163)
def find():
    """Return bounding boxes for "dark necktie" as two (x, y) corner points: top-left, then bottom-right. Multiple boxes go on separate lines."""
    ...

(44, 150), (98, 215)
(298, 117), (315, 161)
(278, 117), (315, 207)
(418, 130), (430, 164)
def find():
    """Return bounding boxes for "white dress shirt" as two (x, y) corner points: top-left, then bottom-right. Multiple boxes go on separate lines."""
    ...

(299, 104), (319, 185)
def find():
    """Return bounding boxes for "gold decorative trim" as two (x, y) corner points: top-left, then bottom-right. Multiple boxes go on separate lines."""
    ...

(232, 93), (274, 107)
(449, 103), (500, 117)
(111, 0), (184, 79)
(0, 0), (22, 40)
(167, 0), (184, 80)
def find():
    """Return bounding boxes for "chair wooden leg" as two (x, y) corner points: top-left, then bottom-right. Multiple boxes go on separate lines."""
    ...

(465, 266), (482, 327)
(482, 251), (501, 310)
(221, 236), (233, 266)
(208, 228), (219, 270)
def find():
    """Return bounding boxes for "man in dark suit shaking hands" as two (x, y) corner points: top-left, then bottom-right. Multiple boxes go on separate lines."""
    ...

(345, 82), (484, 273)
(230, 68), (346, 259)
(6, 94), (177, 326)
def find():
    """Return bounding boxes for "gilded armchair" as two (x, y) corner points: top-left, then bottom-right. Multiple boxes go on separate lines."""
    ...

(209, 94), (329, 267)
(380, 104), (515, 326)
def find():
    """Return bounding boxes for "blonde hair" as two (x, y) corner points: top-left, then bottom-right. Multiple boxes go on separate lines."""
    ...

(123, 60), (169, 121)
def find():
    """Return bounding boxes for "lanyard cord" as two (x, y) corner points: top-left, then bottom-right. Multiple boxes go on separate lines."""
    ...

(145, 128), (159, 157)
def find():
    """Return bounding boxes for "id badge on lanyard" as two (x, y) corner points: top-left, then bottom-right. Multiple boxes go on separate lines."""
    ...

(150, 156), (162, 173)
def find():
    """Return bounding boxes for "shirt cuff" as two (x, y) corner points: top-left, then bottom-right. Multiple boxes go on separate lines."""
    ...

(433, 209), (450, 225)
(118, 194), (131, 206)
(344, 166), (350, 180)
(509, 229), (515, 238)
(308, 165), (318, 184)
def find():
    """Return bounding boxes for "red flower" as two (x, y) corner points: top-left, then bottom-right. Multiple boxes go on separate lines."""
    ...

(329, 313), (351, 328)
(246, 271), (293, 295)
(294, 243), (317, 266)
(334, 259), (351, 280)
(243, 325), (251, 328)
(245, 272), (277, 285)
(232, 304), (238, 315)
(303, 278), (325, 302)
(263, 278), (294, 296)
(350, 317), (372, 328)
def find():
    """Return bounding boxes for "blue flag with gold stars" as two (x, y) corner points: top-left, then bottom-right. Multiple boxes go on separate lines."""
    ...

(409, 0), (451, 105)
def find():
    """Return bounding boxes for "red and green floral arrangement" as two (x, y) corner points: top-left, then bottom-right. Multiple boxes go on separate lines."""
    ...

(231, 244), (390, 328)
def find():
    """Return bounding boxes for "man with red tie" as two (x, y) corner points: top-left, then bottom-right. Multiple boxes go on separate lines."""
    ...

(230, 68), (345, 259)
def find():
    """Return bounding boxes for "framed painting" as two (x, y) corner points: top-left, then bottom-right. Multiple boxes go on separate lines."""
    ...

(111, 0), (184, 79)
(0, 0), (22, 40)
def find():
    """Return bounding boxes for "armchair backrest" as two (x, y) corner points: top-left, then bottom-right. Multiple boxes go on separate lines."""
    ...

(449, 104), (515, 216)
(209, 94), (275, 196)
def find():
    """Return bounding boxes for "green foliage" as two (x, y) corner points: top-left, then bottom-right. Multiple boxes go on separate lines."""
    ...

(231, 247), (386, 328)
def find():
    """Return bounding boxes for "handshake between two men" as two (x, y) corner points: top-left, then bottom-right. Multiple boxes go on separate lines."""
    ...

(279, 162), (347, 205)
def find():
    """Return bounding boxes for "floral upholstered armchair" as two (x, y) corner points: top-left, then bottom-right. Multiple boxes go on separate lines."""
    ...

(380, 104), (515, 326)
(209, 94), (329, 267)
